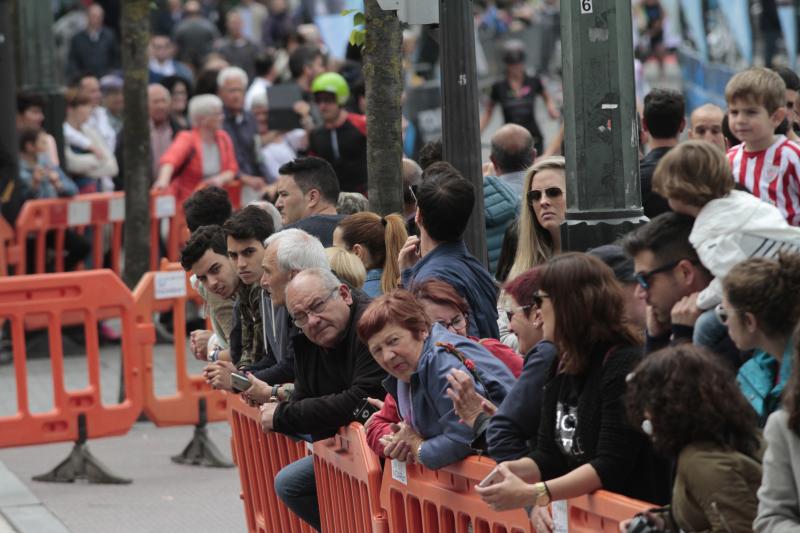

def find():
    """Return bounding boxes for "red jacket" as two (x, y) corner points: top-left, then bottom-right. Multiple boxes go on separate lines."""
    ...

(159, 128), (239, 205)
(365, 337), (522, 458)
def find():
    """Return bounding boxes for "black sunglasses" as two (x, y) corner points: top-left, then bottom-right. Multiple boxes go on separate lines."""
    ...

(527, 187), (563, 204)
(634, 259), (699, 290)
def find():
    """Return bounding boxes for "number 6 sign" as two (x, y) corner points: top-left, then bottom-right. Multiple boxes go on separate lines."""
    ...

(580, 0), (592, 14)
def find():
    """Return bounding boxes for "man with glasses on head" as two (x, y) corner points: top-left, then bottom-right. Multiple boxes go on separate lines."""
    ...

(623, 212), (742, 368)
(259, 267), (386, 531)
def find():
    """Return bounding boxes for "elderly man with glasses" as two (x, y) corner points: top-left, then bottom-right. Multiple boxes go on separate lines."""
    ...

(259, 267), (386, 531)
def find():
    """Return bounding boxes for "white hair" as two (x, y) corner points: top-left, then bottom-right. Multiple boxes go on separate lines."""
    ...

(188, 94), (223, 126)
(249, 91), (268, 109)
(248, 200), (282, 231)
(217, 66), (249, 89)
(290, 267), (342, 295)
(264, 228), (329, 274)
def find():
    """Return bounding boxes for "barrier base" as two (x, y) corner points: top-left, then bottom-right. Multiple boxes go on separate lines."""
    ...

(33, 442), (132, 484)
(171, 423), (234, 468)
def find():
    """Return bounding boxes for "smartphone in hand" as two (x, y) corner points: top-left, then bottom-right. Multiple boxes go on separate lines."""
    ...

(478, 467), (503, 488)
(231, 372), (252, 393)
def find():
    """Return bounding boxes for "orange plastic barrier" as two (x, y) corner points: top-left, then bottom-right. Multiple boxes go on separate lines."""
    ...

(312, 423), (388, 533)
(133, 262), (226, 427)
(228, 394), (315, 533)
(380, 455), (532, 533)
(564, 490), (654, 532)
(14, 192), (125, 275)
(0, 269), (144, 448)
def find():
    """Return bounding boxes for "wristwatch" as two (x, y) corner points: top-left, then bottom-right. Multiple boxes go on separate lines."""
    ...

(415, 441), (424, 465)
(533, 482), (551, 507)
(270, 384), (280, 401)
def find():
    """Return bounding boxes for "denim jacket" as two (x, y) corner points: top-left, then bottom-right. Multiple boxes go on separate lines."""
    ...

(383, 324), (515, 469)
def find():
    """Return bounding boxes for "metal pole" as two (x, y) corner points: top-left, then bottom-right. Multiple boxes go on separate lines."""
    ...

(560, 0), (645, 251)
(0, 0), (19, 223)
(439, 0), (487, 265)
(13, 0), (65, 165)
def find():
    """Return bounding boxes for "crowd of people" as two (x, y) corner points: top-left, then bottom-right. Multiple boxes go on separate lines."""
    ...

(9, 1), (800, 532)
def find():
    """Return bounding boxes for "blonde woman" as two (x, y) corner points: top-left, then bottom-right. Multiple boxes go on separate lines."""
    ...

(507, 156), (567, 280)
(325, 247), (366, 290)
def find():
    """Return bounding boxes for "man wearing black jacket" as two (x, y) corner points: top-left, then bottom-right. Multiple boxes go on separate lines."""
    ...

(259, 268), (386, 531)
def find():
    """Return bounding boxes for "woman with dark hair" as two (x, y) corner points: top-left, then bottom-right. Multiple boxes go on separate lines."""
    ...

(475, 253), (669, 529)
(755, 326), (800, 531)
(623, 345), (763, 532)
(721, 253), (800, 425)
(160, 75), (193, 129)
(333, 212), (408, 298)
(357, 289), (515, 470)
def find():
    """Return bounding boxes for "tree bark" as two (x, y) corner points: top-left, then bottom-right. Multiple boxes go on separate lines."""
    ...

(364, 0), (403, 216)
(121, 0), (151, 289)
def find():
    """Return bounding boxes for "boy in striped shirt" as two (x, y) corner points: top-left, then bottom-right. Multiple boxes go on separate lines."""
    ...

(726, 67), (800, 226)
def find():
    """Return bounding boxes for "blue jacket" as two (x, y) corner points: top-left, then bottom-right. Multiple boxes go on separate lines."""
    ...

(383, 324), (516, 470)
(402, 241), (500, 339)
(362, 268), (383, 298)
(486, 340), (558, 462)
(484, 175), (519, 274)
(737, 342), (793, 427)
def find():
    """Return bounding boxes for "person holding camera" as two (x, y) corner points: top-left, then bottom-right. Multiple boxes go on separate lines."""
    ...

(623, 345), (763, 533)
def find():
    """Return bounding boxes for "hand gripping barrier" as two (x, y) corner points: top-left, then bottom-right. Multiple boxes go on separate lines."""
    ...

(133, 263), (230, 467)
(14, 192), (126, 275)
(380, 455), (532, 533)
(228, 394), (315, 533)
(312, 423), (388, 533)
(0, 270), (144, 483)
(564, 490), (654, 532)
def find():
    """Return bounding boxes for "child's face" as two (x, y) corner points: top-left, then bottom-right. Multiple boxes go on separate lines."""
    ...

(34, 133), (49, 154)
(727, 98), (785, 149)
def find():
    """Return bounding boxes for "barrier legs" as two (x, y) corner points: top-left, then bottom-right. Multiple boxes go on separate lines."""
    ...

(32, 414), (132, 484)
(171, 398), (234, 468)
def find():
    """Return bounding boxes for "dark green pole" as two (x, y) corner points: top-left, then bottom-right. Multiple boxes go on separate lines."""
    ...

(13, 0), (65, 165)
(559, 0), (645, 251)
(0, 0), (20, 223)
(439, 0), (487, 266)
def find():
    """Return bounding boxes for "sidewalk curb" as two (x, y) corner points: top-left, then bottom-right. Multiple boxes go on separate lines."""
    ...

(0, 462), (70, 533)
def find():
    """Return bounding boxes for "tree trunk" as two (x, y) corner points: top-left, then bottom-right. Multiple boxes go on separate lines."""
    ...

(0, 0), (20, 225)
(364, 0), (403, 216)
(121, 0), (151, 289)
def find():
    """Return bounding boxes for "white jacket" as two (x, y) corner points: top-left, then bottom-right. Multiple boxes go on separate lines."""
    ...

(691, 190), (800, 309)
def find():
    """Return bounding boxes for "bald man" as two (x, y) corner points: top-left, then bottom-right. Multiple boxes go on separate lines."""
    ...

(687, 104), (726, 152)
(489, 124), (536, 195)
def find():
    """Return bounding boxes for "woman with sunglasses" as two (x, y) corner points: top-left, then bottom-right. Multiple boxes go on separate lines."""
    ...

(475, 253), (670, 530)
(506, 156), (566, 281)
(364, 279), (523, 459)
(358, 289), (516, 470)
(720, 253), (800, 426)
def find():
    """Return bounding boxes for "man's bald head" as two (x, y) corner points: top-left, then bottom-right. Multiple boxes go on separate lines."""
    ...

(688, 104), (726, 152)
(148, 84), (172, 124)
(401, 158), (423, 216)
(490, 124), (536, 174)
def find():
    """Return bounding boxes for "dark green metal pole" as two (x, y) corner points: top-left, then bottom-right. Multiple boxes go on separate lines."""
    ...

(13, 0), (65, 165)
(439, 0), (487, 265)
(0, 0), (20, 223)
(560, 0), (645, 251)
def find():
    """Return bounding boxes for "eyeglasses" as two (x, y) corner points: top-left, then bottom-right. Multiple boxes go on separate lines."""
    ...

(715, 303), (729, 325)
(436, 314), (467, 331)
(633, 259), (698, 290)
(504, 304), (533, 322)
(292, 288), (338, 328)
(527, 187), (563, 204)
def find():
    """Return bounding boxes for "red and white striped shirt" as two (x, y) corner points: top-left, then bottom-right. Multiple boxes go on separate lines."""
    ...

(727, 135), (800, 226)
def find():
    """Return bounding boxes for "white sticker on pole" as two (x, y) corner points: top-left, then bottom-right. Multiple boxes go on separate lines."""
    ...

(154, 271), (186, 300)
(155, 195), (176, 219)
(551, 500), (568, 533)
(109, 197), (126, 221)
(390, 459), (407, 485)
(67, 201), (91, 226)
(580, 0), (592, 14)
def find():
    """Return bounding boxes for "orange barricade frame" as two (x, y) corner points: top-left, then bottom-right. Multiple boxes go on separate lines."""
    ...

(0, 270), (144, 448)
(133, 263), (227, 427)
(228, 394), (315, 533)
(380, 455), (532, 533)
(564, 490), (653, 532)
(312, 423), (388, 533)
